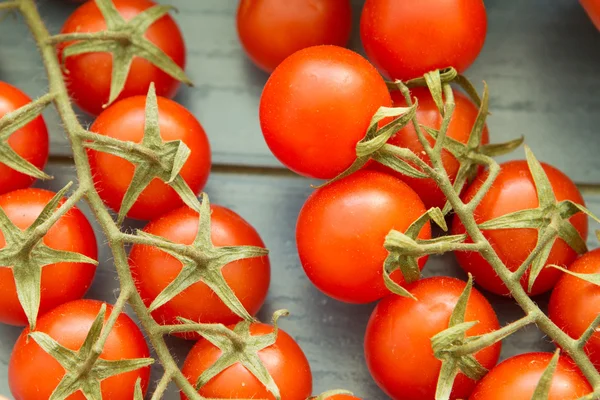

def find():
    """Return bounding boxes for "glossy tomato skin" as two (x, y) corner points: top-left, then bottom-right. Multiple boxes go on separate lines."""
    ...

(260, 45), (392, 179)
(549, 249), (600, 368)
(237, 0), (352, 73)
(452, 160), (588, 296)
(296, 170), (431, 304)
(181, 323), (312, 400)
(364, 277), (501, 400)
(9, 299), (151, 400)
(88, 95), (211, 221)
(60, 0), (186, 115)
(0, 82), (49, 195)
(129, 204), (270, 331)
(370, 88), (489, 209)
(469, 353), (592, 400)
(0, 189), (97, 326)
(360, 0), (487, 81)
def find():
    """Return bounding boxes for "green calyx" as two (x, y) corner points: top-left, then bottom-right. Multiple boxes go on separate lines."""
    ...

(83, 83), (200, 224)
(0, 92), (53, 180)
(531, 350), (561, 400)
(0, 183), (97, 329)
(29, 304), (154, 399)
(55, 0), (191, 109)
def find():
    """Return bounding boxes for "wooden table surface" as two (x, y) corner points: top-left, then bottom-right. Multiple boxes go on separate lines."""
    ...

(0, 0), (599, 399)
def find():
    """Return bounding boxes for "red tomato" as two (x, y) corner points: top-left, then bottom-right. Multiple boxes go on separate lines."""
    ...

(360, 0), (487, 81)
(370, 88), (489, 209)
(581, 0), (600, 30)
(60, 0), (186, 115)
(549, 249), (600, 369)
(236, 0), (352, 73)
(0, 189), (97, 326)
(323, 396), (361, 400)
(181, 322), (312, 399)
(296, 170), (431, 304)
(452, 160), (588, 296)
(260, 45), (392, 179)
(129, 204), (270, 331)
(469, 353), (592, 400)
(87, 95), (211, 221)
(364, 277), (501, 400)
(0, 82), (49, 195)
(8, 299), (151, 399)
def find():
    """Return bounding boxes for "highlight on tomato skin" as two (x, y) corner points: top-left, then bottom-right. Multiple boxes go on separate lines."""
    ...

(452, 160), (588, 296)
(259, 45), (392, 180)
(236, 0), (352, 73)
(364, 277), (501, 400)
(549, 248), (600, 369)
(468, 352), (593, 400)
(296, 170), (431, 304)
(0, 82), (49, 196)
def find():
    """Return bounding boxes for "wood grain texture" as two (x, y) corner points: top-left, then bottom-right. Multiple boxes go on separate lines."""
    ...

(0, 0), (599, 180)
(0, 164), (598, 398)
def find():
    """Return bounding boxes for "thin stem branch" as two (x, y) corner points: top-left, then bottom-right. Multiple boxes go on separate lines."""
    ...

(47, 31), (131, 45)
(432, 84), (454, 156)
(150, 371), (173, 400)
(577, 315), (600, 349)
(466, 154), (499, 212)
(0, 0), (19, 10)
(513, 226), (557, 281)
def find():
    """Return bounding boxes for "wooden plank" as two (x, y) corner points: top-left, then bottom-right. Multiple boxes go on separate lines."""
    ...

(0, 1), (599, 182)
(0, 163), (598, 398)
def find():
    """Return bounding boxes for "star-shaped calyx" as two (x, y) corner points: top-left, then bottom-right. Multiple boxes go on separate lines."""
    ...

(58, 0), (191, 108)
(84, 83), (201, 224)
(137, 193), (268, 321)
(0, 183), (97, 329)
(29, 304), (153, 400)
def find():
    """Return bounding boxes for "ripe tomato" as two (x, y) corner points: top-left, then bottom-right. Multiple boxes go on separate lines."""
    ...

(87, 95), (211, 221)
(364, 277), (501, 400)
(323, 395), (360, 400)
(581, 0), (600, 30)
(0, 82), (49, 195)
(549, 249), (600, 369)
(296, 170), (431, 304)
(181, 322), (312, 399)
(452, 160), (587, 296)
(260, 45), (392, 179)
(468, 353), (592, 400)
(0, 188), (97, 326)
(60, 0), (186, 115)
(129, 204), (270, 330)
(369, 88), (489, 209)
(236, 0), (352, 73)
(8, 299), (151, 399)
(360, 0), (487, 81)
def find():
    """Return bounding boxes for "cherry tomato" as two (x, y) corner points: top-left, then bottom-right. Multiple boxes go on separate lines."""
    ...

(364, 277), (501, 400)
(8, 299), (151, 399)
(323, 395), (361, 400)
(236, 0), (352, 73)
(129, 204), (270, 331)
(87, 94), (211, 221)
(469, 352), (592, 400)
(581, 0), (600, 30)
(181, 322), (312, 399)
(0, 189), (97, 326)
(60, 0), (186, 115)
(360, 0), (487, 81)
(296, 170), (431, 304)
(260, 45), (392, 179)
(0, 82), (49, 195)
(549, 249), (600, 369)
(369, 88), (489, 209)
(452, 160), (588, 296)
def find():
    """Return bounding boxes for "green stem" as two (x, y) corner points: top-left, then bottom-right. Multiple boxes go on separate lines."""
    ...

(465, 154), (499, 212)
(577, 314), (600, 349)
(0, 0), (19, 10)
(29, 184), (85, 243)
(512, 225), (557, 281)
(150, 371), (173, 400)
(47, 31), (131, 45)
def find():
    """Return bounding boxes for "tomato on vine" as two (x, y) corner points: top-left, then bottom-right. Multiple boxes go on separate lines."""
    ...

(0, 188), (97, 326)
(296, 170), (431, 304)
(0, 82), (49, 195)
(260, 45), (392, 179)
(549, 249), (600, 369)
(468, 352), (592, 399)
(87, 94), (211, 221)
(60, 0), (186, 115)
(360, 0), (487, 81)
(8, 299), (151, 399)
(364, 277), (501, 400)
(452, 160), (588, 296)
(236, 0), (352, 73)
